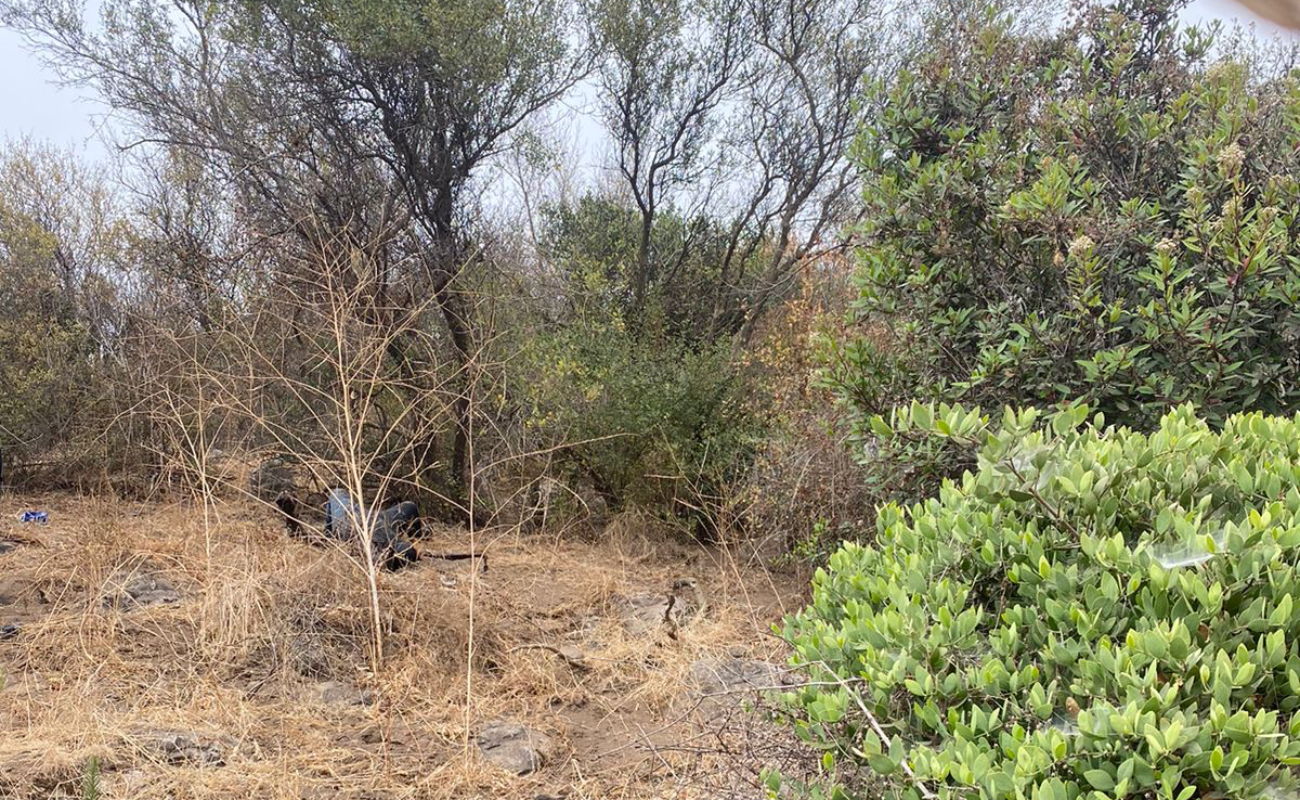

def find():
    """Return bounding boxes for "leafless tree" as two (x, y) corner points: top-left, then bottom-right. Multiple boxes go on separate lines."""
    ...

(721, 0), (904, 346)
(585, 0), (905, 344)
(591, 0), (753, 315)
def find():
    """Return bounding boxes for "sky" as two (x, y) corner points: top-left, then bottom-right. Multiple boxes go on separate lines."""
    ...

(0, 0), (1293, 165)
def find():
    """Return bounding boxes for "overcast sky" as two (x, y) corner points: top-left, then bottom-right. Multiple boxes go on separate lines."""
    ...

(0, 0), (1292, 165)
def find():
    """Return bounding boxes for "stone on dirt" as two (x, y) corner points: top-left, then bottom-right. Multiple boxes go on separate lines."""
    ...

(0, 577), (28, 607)
(688, 658), (780, 695)
(477, 720), (554, 775)
(617, 589), (699, 637)
(0, 540), (17, 556)
(104, 573), (180, 610)
(317, 680), (376, 707)
(139, 729), (233, 766)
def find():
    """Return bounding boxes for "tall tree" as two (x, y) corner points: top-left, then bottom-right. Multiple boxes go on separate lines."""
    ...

(590, 0), (750, 319)
(587, 0), (900, 344)
(1, 0), (590, 511)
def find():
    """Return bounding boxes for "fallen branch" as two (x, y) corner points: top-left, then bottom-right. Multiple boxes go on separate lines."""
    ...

(508, 642), (587, 669)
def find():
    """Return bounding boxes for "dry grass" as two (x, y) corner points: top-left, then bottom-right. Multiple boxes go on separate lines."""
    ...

(0, 494), (810, 799)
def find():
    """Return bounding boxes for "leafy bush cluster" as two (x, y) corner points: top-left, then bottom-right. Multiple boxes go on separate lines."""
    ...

(781, 403), (1300, 799)
(517, 320), (755, 523)
(508, 195), (766, 531)
(0, 153), (109, 478)
(828, 0), (1300, 448)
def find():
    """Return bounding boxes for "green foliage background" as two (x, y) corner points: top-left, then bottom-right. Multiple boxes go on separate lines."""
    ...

(782, 403), (1300, 799)
(827, 0), (1300, 448)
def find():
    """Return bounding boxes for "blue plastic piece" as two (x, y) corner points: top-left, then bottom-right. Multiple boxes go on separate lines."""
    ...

(19, 510), (48, 524)
(320, 489), (419, 569)
(323, 488), (356, 541)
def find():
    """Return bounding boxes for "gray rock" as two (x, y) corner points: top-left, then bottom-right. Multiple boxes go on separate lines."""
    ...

(618, 589), (701, 637)
(477, 720), (553, 775)
(618, 592), (670, 636)
(317, 680), (376, 707)
(0, 578), (25, 607)
(139, 729), (232, 766)
(287, 633), (329, 677)
(0, 541), (16, 556)
(105, 573), (180, 610)
(689, 658), (780, 695)
(248, 457), (297, 501)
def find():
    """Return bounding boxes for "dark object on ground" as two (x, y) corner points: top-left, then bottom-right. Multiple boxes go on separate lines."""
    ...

(0, 541), (16, 556)
(273, 488), (487, 571)
(0, 623), (20, 640)
(275, 490), (302, 535)
(323, 489), (420, 571)
(19, 510), (48, 524)
(426, 551), (489, 572)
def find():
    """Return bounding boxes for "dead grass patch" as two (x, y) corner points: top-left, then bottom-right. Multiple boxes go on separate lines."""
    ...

(0, 495), (811, 799)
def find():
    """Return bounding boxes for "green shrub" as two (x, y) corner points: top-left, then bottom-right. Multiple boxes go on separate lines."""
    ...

(781, 403), (1300, 799)
(516, 319), (757, 531)
(828, 0), (1300, 449)
(505, 193), (766, 533)
(0, 190), (97, 474)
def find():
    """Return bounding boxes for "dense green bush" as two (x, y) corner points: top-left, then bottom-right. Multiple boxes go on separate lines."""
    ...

(780, 403), (1300, 799)
(827, 0), (1300, 448)
(516, 318), (756, 529)
(540, 194), (753, 342)
(0, 167), (101, 477)
(501, 193), (765, 531)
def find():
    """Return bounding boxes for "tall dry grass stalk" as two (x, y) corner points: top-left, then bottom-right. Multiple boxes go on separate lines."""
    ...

(139, 217), (475, 672)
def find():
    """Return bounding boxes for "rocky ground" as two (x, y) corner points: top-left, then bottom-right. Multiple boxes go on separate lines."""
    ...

(0, 494), (814, 799)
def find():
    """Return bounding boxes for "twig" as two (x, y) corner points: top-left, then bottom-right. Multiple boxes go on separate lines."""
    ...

(663, 593), (680, 640)
(507, 642), (587, 670)
(830, 672), (936, 800)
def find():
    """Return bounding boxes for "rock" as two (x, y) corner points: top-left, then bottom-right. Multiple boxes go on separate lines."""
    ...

(477, 720), (553, 775)
(617, 592), (676, 637)
(0, 541), (16, 556)
(248, 457), (297, 501)
(316, 680), (376, 707)
(556, 644), (586, 665)
(689, 658), (780, 695)
(0, 623), (20, 640)
(105, 573), (180, 610)
(139, 729), (232, 766)
(617, 589), (699, 637)
(0, 577), (27, 606)
(287, 633), (329, 677)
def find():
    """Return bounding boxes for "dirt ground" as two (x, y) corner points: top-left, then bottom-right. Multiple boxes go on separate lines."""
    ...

(0, 493), (812, 799)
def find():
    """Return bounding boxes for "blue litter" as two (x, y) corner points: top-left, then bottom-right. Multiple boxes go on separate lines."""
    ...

(18, 511), (48, 524)
(321, 488), (419, 570)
